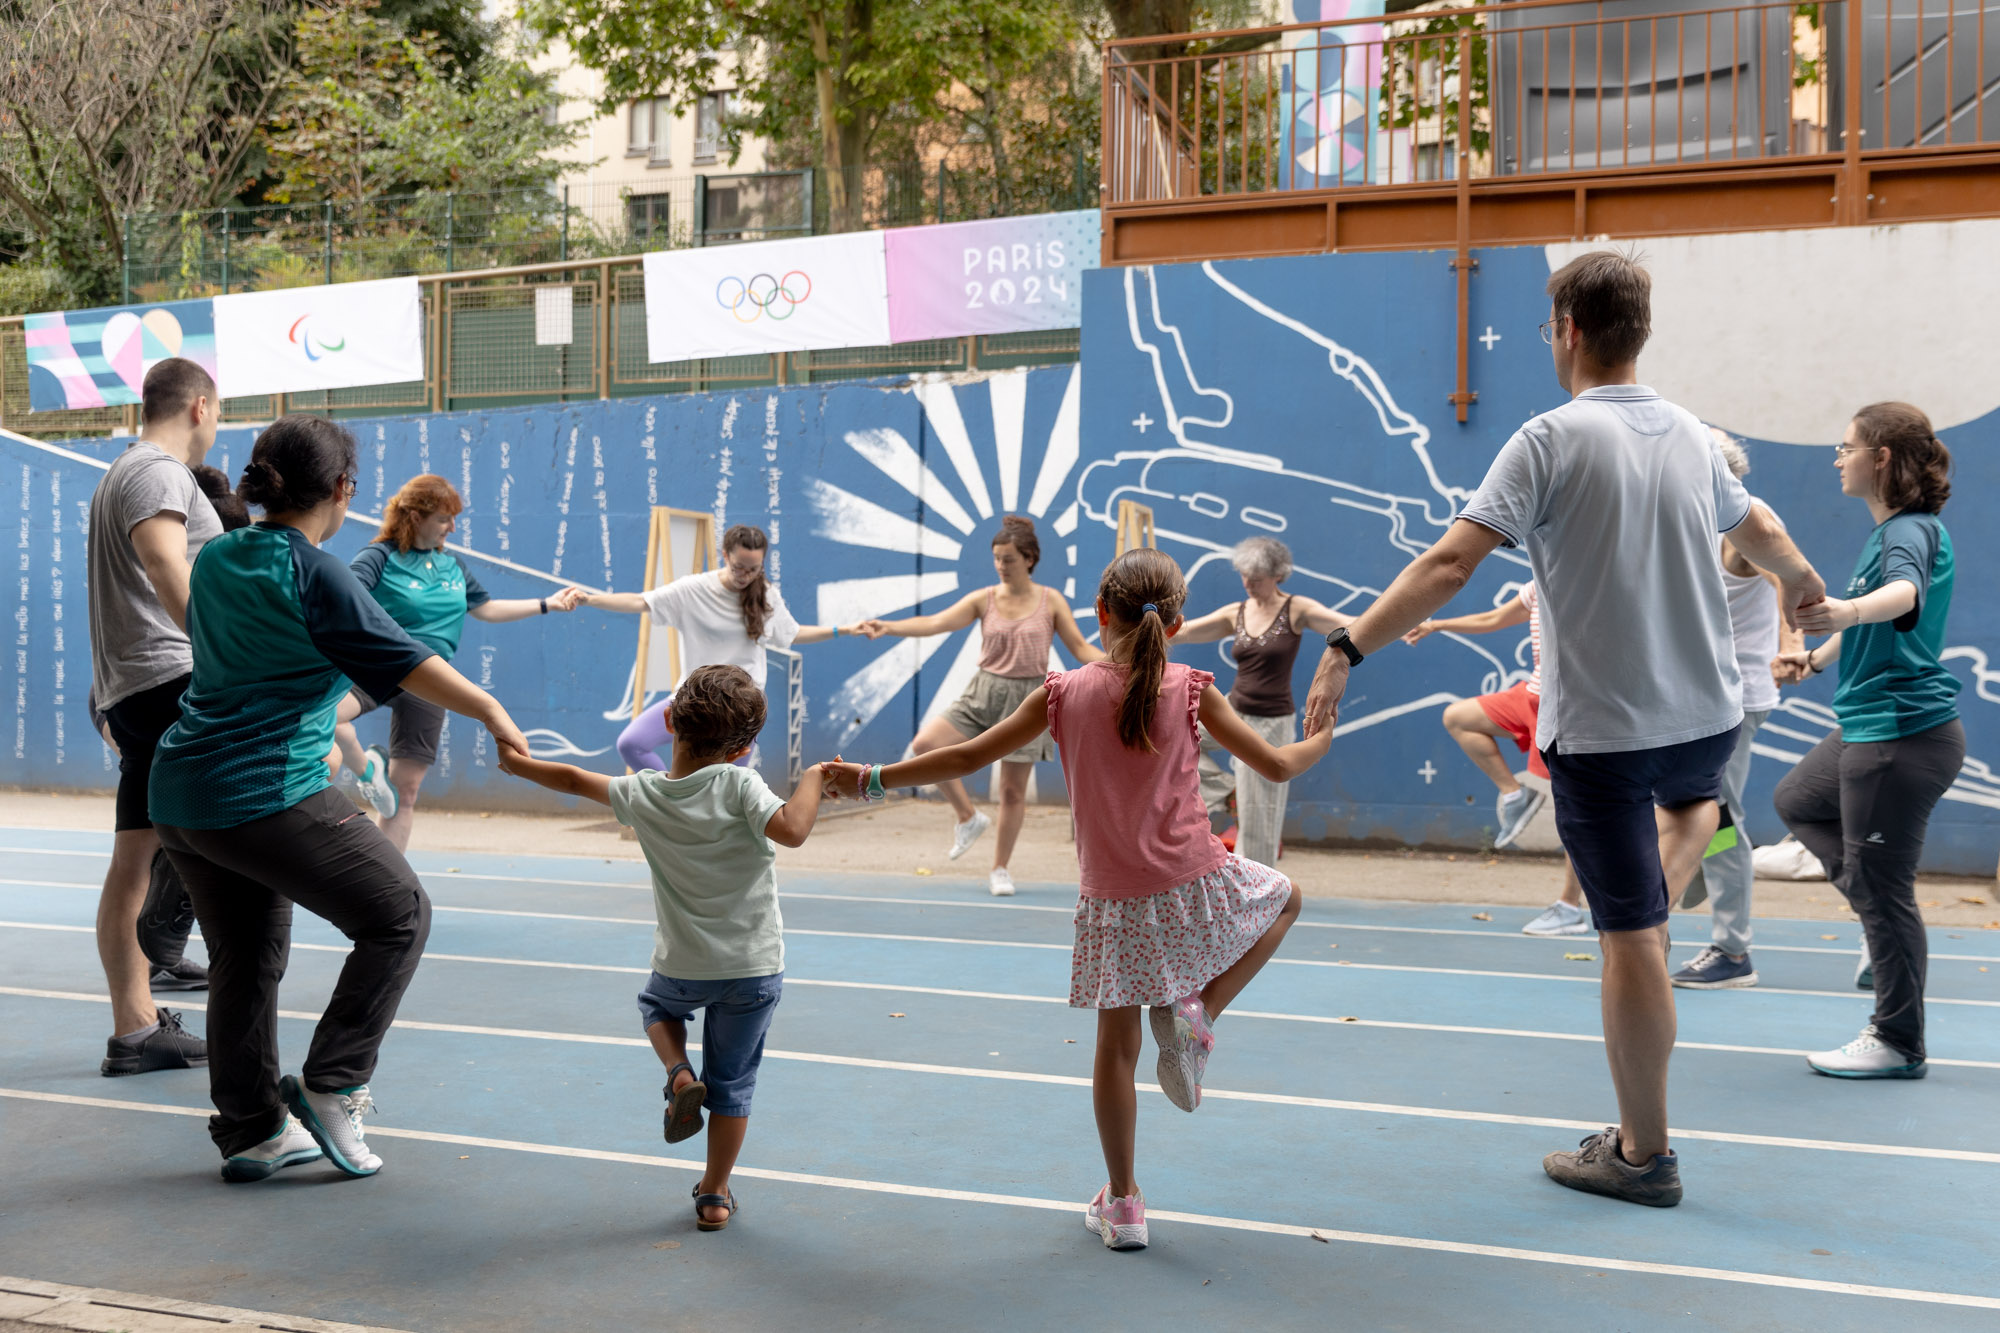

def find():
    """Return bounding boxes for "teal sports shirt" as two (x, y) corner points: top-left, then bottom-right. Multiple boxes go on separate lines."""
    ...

(1831, 511), (1959, 743)
(351, 543), (491, 660)
(150, 525), (436, 829)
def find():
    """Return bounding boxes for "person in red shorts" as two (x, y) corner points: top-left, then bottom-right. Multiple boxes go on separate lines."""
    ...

(1404, 580), (1548, 848)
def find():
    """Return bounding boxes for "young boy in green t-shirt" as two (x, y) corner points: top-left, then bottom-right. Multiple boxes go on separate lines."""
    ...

(498, 664), (825, 1231)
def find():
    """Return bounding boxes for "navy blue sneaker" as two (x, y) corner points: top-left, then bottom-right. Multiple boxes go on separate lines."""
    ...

(1670, 945), (1758, 989)
(1544, 1127), (1682, 1207)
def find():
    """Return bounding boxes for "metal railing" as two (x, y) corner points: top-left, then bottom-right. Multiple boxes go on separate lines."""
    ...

(0, 251), (1081, 439)
(1103, 0), (1999, 204)
(112, 157), (1097, 304)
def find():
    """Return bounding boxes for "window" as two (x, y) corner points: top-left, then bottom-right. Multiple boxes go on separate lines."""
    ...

(628, 97), (672, 165)
(695, 91), (732, 161)
(626, 193), (671, 246)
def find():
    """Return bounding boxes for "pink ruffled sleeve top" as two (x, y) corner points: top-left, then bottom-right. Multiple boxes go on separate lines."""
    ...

(1045, 661), (1231, 899)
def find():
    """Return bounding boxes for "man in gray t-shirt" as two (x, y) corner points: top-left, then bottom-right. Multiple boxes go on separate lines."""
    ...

(85, 357), (221, 1076)
(1302, 252), (1822, 1210)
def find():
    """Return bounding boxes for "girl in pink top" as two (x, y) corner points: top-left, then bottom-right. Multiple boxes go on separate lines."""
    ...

(830, 548), (1327, 1252)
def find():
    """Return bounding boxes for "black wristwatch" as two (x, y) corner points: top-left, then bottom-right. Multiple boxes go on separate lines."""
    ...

(1326, 626), (1364, 666)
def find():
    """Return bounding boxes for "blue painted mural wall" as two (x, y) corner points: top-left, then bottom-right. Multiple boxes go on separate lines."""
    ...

(4, 367), (1088, 811)
(10, 228), (2000, 874)
(1075, 243), (2000, 874)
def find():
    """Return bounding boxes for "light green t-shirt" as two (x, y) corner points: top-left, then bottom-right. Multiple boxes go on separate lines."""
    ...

(608, 765), (788, 980)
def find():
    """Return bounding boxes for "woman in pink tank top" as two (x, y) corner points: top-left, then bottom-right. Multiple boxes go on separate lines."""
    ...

(828, 548), (1329, 1252)
(857, 516), (1103, 897)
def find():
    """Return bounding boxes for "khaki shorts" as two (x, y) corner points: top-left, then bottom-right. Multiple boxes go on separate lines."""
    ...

(943, 670), (1054, 765)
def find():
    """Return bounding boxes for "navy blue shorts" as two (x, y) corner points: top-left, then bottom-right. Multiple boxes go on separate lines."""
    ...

(1545, 726), (1740, 934)
(636, 971), (783, 1117)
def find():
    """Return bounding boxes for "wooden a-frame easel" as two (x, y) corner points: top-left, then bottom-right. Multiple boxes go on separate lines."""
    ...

(632, 507), (718, 718)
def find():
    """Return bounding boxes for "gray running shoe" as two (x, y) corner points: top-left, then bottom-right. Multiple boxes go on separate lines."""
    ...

(1671, 945), (1758, 989)
(1494, 787), (1546, 849)
(1521, 900), (1590, 936)
(1543, 1127), (1682, 1207)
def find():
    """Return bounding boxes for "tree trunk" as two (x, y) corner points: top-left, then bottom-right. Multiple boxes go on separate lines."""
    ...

(805, 8), (848, 229)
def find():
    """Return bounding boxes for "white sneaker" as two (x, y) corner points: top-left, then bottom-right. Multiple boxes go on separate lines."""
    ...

(1494, 786), (1546, 849)
(947, 812), (991, 861)
(220, 1114), (324, 1182)
(1807, 1024), (1925, 1079)
(988, 867), (1016, 897)
(1084, 1186), (1149, 1250)
(282, 1074), (383, 1176)
(1522, 900), (1590, 936)
(356, 746), (398, 818)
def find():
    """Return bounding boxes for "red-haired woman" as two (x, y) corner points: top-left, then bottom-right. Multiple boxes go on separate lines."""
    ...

(857, 515), (1105, 896)
(1774, 403), (1962, 1081)
(334, 474), (581, 849)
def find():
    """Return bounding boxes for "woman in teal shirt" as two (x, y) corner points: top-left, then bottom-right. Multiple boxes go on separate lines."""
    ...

(334, 474), (580, 849)
(1775, 402), (1962, 1081)
(151, 415), (529, 1181)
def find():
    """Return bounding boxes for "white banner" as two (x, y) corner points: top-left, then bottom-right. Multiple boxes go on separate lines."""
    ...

(644, 233), (891, 362)
(212, 276), (426, 398)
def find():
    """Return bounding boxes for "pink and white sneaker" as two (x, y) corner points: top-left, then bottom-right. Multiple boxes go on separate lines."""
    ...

(1149, 992), (1215, 1112)
(1084, 1186), (1149, 1250)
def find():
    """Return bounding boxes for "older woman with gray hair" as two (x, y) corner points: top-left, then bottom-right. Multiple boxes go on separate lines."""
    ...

(1177, 536), (1354, 865)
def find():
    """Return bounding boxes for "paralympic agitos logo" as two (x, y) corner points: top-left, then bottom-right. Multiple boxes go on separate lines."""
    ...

(286, 313), (347, 361)
(716, 271), (812, 322)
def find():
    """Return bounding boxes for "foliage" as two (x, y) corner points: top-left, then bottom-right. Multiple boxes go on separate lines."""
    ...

(0, 263), (74, 317)
(0, 0), (299, 301)
(260, 0), (581, 206)
(1377, 7), (1491, 161)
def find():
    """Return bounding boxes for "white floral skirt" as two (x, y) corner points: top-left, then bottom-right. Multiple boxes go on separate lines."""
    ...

(1069, 855), (1293, 1009)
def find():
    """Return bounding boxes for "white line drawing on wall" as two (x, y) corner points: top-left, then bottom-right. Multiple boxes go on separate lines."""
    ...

(803, 367), (1087, 748)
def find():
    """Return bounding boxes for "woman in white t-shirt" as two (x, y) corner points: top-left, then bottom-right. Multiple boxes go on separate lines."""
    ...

(571, 525), (857, 770)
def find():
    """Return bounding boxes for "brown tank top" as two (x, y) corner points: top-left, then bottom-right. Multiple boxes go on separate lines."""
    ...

(1228, 596), (1302, 717)
(979, 586), (1055, 678)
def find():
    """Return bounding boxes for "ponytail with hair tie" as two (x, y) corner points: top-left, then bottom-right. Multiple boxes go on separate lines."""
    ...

(1098, 549), (1188, 753)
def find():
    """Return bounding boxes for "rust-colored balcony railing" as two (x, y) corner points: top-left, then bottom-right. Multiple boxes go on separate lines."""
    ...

(1102, 0), (2000, 233)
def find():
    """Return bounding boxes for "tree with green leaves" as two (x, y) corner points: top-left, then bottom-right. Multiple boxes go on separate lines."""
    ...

(261, 0), (580, 205)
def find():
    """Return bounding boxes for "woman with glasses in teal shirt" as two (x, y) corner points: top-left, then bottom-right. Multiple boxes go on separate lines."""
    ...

(1774, 402), (1962, 1082)
(333, 474), (581, 850)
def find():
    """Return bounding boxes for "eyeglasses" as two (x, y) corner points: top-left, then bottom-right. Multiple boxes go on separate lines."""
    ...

(339, 476), (358, 498)
(1538, 317), (1565, 345)
(1833, 444), (1874, 459)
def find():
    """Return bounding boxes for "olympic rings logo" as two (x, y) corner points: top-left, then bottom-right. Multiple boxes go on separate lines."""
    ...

(716, 271), (812, 322)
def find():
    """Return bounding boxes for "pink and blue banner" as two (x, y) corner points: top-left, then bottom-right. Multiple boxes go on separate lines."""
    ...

(24, 298), (218, 412)
(884, 210), (1098, 344)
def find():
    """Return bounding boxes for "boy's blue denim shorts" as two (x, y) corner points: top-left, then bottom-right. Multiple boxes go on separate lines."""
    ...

(636, 971), (783, 1117)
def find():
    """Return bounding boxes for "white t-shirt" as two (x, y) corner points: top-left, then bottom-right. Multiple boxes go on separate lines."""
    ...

(1725, 498), (1784, 714)
(1458, 385), (1751, 755)
(609, 764), (788, 980)
(641, 569), (800, 690)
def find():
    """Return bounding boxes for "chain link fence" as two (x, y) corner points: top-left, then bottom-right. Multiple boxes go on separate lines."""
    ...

(0, 258), (1080, 439)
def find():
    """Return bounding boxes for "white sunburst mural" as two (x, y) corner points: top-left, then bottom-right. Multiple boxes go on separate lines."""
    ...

(803, 366), (1088, 749)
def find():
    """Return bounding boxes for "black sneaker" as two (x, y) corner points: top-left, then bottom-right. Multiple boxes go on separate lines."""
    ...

(1543, 1127), (1682, 1207)
(136, 850), (197, 970)
(149, 959), (209, 991)
(100, 1007), (207, 1077)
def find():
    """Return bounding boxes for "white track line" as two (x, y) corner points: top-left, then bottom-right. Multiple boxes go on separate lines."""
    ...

(3, 1087), (1998, 1312)
(5, 916), (1999, 1011)
(8, 853), (1998, 961)
(5, 985), (1998, 1160)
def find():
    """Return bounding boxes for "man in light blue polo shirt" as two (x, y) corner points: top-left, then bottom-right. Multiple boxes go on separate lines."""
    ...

(1302, 251), (1824, 1207)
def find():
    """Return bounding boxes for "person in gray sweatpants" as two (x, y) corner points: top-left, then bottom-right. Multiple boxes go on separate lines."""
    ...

(1671, 434), (1803, 989)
